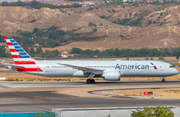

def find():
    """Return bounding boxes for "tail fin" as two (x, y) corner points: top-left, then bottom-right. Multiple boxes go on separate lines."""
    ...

(4, 36), (36, 65)
(1, 60), (5, 64)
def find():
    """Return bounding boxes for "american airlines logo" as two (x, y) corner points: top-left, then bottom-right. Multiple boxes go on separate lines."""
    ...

(115, 62), (157, 70)
(150, 62), (158, 69)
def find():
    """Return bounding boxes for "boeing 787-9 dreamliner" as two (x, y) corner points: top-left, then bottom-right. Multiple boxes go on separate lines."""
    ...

(4, 36), (179, 83)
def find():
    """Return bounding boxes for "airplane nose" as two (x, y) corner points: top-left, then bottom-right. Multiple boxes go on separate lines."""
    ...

(174, 68), (179, 75)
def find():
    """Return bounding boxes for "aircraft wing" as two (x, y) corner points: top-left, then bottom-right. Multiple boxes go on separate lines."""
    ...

(57, 63), (103, 74)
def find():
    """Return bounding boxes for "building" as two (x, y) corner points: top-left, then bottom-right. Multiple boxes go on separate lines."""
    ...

(61, 51), (76, 58)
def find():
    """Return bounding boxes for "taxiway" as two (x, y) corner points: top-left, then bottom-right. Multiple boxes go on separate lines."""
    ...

(0, 81), (180, 111)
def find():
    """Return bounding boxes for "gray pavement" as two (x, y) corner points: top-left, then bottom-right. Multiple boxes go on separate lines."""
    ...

(0, 91), (180, 111)
(0, 81), (180, 111)
(0, 80), (180, 88)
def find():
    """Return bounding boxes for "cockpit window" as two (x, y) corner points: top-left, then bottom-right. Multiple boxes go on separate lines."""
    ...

(169, 66), (173, 68)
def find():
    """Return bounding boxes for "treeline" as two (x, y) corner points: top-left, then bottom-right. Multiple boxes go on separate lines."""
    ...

(0, 35), (10, 57)
(113, 18), (143, 27)
(3, 26), (104, 58)
(12, 26), (104, 48)
(0, 35), (5, 42)
(0, 1), (82, 9)
(28, 47), (60, 58)
(150, 0), (179, 5)
(70, 47), (180, 58)
(13, 26), (70, 48)
(111, 0), (180, 5)
(0, 46), (10, 57)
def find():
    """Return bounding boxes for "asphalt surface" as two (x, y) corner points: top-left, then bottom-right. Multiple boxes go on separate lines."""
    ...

(0, 81), (180, 111)
(0, 80), (180, 88)
(0, 91), (180, 111)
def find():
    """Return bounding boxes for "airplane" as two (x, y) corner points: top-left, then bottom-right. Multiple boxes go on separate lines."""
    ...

(3, 36), (179, 83)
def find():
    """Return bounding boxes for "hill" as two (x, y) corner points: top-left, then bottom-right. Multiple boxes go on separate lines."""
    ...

(1, 4), (180, 51)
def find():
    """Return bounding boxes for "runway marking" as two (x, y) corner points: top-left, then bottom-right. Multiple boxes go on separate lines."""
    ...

(14, 91), (102, 108)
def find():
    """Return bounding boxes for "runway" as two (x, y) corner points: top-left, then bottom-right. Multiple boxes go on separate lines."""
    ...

(0, 81), (180, 111)
(0, 80), (180, 88)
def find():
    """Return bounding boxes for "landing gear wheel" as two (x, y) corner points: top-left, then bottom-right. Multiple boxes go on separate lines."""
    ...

(91, 79), (95, 83)
(87, 79), (91, 84)
(86, 79), (95, 84)
(162, 79), (166, 82)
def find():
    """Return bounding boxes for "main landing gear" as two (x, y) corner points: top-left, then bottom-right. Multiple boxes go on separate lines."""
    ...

(162, 77), (167, 82)
(87, 73), (95, 84)
(87, 79), (95, 84)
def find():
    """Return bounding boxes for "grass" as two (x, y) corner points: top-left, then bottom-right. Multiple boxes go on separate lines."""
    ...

(1, 75), (180, 82)
(109, 87), (180, 99)
(164, 90), (180, 93)
(5, 79), (23, 81)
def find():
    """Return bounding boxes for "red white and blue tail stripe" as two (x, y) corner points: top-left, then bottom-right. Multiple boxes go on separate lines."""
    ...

(4, 36), (42, 72)
(4, 36), (36, 65)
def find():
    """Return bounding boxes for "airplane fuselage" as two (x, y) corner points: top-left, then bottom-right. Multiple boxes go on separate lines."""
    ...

(4, 36), (179, 83)
(16, 60), (178, 78)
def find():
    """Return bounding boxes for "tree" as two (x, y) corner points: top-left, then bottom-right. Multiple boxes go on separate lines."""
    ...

(159, 55), (165, 60)
(126, 56), (130, 60)
(163, 0), (167, 4)
(145, 56), (149, 60)
(33, 28), (39, 33)
(93, 28), (97, 32)
(148, 21), (152, 25)
(176, 54), (179, 60)
(150, 57), (153, 60)
(89, 22), (94, 26)
(36, 47), (43, 54)
(35, 110), (57, 117)
(20, 31), (31, 37)
(87, 7), (94, 11)
(29, 47), (35, 54)
(0, 46), (10, 57)
(93, 23), (96, 27)
(71, 48), (82, 54)
(0, 35), (5, 42)
(131, 106), (174, 117)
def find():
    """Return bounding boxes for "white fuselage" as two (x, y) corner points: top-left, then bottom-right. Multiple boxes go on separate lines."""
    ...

(16, 60), (178, 78)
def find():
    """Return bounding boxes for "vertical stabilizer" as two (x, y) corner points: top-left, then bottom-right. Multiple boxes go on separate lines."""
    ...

(4, 36), (36, 65)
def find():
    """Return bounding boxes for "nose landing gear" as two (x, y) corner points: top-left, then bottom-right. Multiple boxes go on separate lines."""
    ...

(162, 77), (167, 82)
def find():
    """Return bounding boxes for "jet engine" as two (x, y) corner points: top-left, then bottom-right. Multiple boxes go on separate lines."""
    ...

(102, 71), (121, 81)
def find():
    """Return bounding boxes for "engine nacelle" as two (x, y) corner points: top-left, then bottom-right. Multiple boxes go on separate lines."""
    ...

(102, 71), (121, 81)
